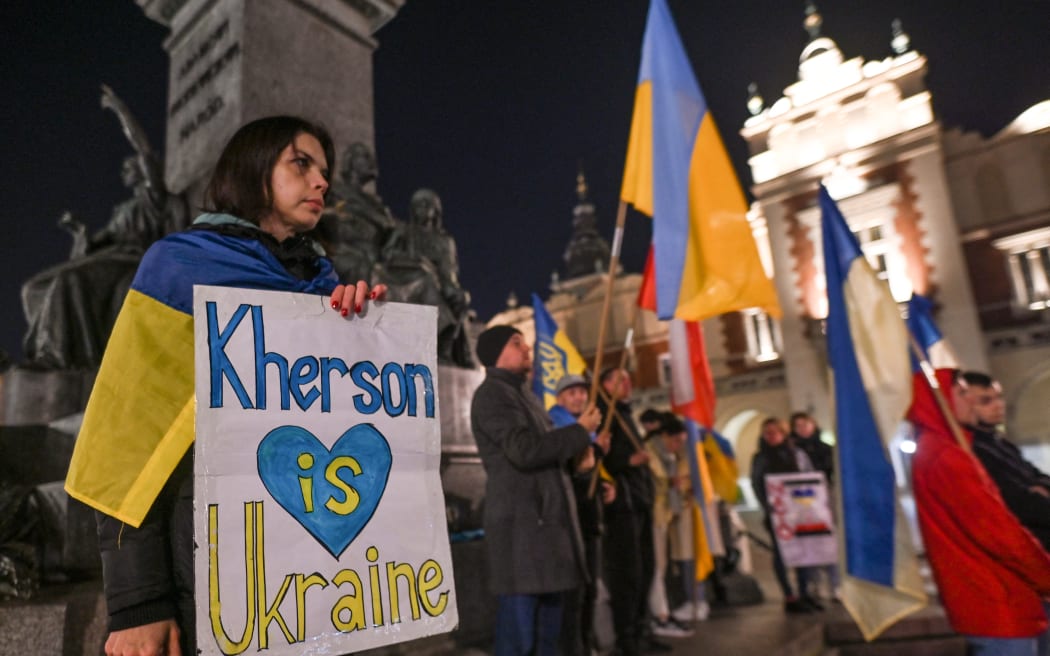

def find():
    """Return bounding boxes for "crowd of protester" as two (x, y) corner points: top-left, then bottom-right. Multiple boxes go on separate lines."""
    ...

(472, 322), (1050, 655)
(472, 327), (754, 656)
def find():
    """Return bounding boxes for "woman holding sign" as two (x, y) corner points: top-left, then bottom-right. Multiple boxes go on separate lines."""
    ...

(65, 116), (386, 656)
(748, 417), (817, 615)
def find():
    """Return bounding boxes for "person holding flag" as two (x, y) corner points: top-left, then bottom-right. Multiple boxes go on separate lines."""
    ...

(549, 373), (615, 656)
(644, 412), (696, 638)
(471, 325), (602, 656)
(598, 367), (664, 655)
(909, 368), (1050, 655)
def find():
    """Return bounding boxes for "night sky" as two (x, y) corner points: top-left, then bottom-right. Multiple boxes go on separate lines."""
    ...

(2, 1), (1046, 363)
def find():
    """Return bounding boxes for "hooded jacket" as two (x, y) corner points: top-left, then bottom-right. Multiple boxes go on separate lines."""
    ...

(909, 369), (1050, 638)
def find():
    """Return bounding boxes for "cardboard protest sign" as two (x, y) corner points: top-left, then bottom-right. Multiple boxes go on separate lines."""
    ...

(193, 286), (457, 655)
(765, 471), (837, 568)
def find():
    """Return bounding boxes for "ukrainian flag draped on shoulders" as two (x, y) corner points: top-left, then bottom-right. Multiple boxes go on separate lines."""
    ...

(620, 0), (779, 322)
(65, 214), (338, 527)
(531, 293), (587, 410)
(821, 187), (926, 640)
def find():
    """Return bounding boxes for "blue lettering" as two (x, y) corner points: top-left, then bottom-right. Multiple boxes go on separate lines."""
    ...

(404, 364), (436, 418)
(320, 357), (349, 413)
(381, 363), (407, 417)
(350, 361), (382, 415)
(252, 305), (290, 410)
(206, 302), (253, 409)
(290, 356), (320, 411)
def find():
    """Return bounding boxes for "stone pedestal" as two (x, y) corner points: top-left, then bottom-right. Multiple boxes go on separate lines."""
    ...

(0, 368), (94, 427)
(436, 365), (484, 452)
(136, 0), (404, 196)
(0, 368), (101, 577)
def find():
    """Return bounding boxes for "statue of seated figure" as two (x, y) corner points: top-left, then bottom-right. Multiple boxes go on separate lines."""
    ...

(20, 86), (187, 370)
(313, 142), (397, 285)
(376, 189), (475, 368)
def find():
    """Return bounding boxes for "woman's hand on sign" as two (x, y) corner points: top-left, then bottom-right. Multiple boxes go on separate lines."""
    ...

(331, 281), (388, 317)
(576, 405), (601, 433)
(105, 619), (181, 656)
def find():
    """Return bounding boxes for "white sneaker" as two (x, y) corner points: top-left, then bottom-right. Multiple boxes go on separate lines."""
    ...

(651, 618), (694, 638)
(671, 602), (694, 623)
(694, 600), (710, 621)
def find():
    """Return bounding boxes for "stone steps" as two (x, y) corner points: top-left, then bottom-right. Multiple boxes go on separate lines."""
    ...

(0, 580), (107, 656)
(820, 603), (965, 656)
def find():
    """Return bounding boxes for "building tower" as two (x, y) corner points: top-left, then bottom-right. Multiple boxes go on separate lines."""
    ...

(739, 5), (987, 430)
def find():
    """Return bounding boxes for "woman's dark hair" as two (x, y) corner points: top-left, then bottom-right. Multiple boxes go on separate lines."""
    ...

(204, 115), (335, 224)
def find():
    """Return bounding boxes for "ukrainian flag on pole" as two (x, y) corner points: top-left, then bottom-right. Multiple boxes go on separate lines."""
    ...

(620, 0), (780, 322)
(531, 293), (587, 409)
(821, 186), (927, 640)
(907, 293), (959, 369)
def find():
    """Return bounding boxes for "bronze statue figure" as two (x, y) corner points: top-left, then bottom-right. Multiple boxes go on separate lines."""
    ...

(376, 189), (475, 367)
(312, 142), (398, 284)
(20, 85), (188, 369)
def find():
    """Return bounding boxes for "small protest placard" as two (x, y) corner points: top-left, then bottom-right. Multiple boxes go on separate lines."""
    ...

(765, 471), (837, 568)
(193, 286), (457, 655)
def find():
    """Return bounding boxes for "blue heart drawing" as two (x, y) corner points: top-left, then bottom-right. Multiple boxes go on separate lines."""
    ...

(257, 424), (392, 558)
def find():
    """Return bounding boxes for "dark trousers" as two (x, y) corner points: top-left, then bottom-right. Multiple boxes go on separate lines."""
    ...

(763, 515), (806, 599)
(494, 592), (565, 656)
(603, 510), (644, 656)
(561, 534), (602, 655)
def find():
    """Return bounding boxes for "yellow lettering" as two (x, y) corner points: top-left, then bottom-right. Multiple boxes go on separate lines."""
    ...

(297, 452), (315, 513)
(331, 568), (367, 632)
(538, 342), (566, 390)
(417, 559), (449, 617)
(386, 561), (420, 623)
(324, 455), (362, 515)
(207, 503), (256, 655)
(255, 502), (294, 648)
(366, 546), (383, 626)
(294, 573), (327, 641)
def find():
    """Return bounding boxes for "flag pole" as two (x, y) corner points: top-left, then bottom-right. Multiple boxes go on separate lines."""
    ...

(587, 199), (628, 407)
(907, 334), (972, 454)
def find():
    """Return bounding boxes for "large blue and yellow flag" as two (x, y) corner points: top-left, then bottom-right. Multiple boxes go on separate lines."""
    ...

(65, 216), (338, 527)
(531, 293), (587, 409)
(621, 0), (779, 322)
(821, 187), (926, 640)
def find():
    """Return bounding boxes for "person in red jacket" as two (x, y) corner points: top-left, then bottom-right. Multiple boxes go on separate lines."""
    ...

(909, 368), (1050, 656)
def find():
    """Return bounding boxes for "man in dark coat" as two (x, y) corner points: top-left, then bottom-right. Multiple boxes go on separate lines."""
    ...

(471, 325), (601, 656)
(597, 368), (666, 655)
(955, 371), (1050, 552)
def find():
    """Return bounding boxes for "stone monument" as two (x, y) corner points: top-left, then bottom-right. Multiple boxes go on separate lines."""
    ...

(20, 85), (188, 371)
(0, 3), (502, 653)
(137, 0), (402, 200)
